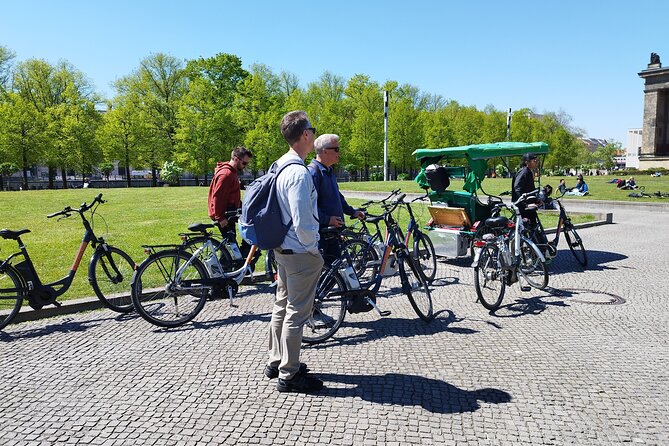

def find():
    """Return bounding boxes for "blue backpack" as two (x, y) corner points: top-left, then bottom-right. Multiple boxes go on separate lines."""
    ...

(240, 159), (305, 250)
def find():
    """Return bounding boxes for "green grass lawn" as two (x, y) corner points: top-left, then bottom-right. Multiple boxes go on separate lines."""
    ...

(0, 179), (613, 302)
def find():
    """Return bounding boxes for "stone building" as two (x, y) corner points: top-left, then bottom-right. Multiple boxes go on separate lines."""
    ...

(638, 52), (669, 169)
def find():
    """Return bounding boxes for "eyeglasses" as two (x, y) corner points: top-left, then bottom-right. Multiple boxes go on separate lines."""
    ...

(305, 127), (316, 135)
(235, 156), (249, 167)
(326, 146), (340, 153)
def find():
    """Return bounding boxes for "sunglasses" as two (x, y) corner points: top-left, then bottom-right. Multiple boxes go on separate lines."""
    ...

(305, 127), (317, 135)
(235, 156), (249, 166)
(326, 146), (340, 153)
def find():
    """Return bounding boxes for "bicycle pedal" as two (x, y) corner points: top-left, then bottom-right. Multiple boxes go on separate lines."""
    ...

(520, 285), (531, 292)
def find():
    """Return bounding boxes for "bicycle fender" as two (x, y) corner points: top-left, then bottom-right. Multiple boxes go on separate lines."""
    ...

(521, 237), (546, 262)
(471, 247), (483, 268)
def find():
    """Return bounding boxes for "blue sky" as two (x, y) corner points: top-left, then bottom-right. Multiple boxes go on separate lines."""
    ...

(1, 0), (667, 147)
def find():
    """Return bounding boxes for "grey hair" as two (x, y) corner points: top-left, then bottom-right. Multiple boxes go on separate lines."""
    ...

(314, 134), (340, 154)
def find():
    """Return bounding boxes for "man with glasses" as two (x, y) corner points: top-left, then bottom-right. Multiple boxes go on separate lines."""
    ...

(265, 110), (324, 393)
(308, 133), (365, 263)
(208, 146), (257, 268)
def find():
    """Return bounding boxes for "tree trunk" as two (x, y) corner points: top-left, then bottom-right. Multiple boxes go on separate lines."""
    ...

(125, 151), (131, 188)
(61, 167), (68, 189)
(48, 166), (56, 189)
(22, 151), (30, 190)
(151, 166), (157, 187)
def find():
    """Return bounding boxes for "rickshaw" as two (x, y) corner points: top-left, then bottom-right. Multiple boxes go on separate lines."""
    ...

(412, 141), (549, 259)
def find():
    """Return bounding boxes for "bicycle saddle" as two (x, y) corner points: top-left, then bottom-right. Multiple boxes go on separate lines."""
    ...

(187, 222), (216, 232)
(0, 228), (31, 240)
(484, 216), (509, 229)
(365, 214), (384, 224)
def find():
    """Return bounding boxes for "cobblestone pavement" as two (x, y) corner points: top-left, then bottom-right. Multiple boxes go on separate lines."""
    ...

(1, 205), (668, 445)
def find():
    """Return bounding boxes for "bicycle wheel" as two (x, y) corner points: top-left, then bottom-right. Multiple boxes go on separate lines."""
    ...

(517, 238), (549, 290)
(474, 244), (505, 311)
(131, 250), (209, 328)
(342, 239), (379, 287)
(563, 223), (588, 267)
(303, 268), (347, 344)
(89, 246), (136, 313)
(398, 254), (434, 321)
(412, 231), (437, 284)
(183, 236), (234, 273)
(0, 265), (24, 331)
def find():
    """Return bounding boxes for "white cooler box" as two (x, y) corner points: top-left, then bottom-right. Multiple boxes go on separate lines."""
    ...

(426, 205), (472, 259)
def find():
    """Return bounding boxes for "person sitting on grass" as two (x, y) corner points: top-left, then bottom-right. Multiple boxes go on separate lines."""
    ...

(566, 174), (589, 196)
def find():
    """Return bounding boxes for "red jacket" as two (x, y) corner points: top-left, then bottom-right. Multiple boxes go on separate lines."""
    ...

(208, 162), (240, 223)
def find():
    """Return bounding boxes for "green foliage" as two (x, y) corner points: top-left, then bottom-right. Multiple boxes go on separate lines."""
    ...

(397, 172), (410, 181)
(99, 162), (114, 180)
(161, 160), (183, 185)
(370, 172), (383, 181)
(0, 48), (605, 187)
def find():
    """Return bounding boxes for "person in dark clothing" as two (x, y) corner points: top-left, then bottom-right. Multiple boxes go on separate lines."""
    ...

(308, 134), (365, 263)
(512, 152), (548, 245)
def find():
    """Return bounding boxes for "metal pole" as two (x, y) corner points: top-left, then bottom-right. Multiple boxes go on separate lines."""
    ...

(384, 90), (389, 181)
(506, 108), (512, 141)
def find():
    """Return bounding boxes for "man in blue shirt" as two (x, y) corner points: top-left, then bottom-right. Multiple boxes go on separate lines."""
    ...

(308, 134), (365, 263)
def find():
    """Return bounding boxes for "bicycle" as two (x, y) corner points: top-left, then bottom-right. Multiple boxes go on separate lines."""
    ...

(472, 191), (549, 311)
(130, 214), (260, 328)
(394, 193), (437, 283)
(528, 191), (588, 267)
(0, 194), (136, 330)
(303, 194), (434, 344)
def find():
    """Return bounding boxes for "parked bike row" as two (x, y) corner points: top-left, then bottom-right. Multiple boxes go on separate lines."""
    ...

(0, 181), (587, 335)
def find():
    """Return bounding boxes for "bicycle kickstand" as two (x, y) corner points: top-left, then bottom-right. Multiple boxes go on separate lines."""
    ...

(366, 297), (391, 317)
(227, 284), (237, 307)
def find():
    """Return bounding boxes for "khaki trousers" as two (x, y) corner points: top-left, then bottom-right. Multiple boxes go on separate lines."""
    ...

(268, 251), (324, 380)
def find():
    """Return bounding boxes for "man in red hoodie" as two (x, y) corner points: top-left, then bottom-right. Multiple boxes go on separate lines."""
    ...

(208, 146), (256, 268)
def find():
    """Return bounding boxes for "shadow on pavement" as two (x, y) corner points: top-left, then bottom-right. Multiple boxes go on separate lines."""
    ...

(319, 372), (512, 414)
(305, 309), (477, 349)
(548, 249), (627, 275)
(0, 313), (135, 342)
(487, 294), (570, 318)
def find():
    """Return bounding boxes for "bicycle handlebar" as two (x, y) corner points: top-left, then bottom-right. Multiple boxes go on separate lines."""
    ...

(47, 193), (105, 218)
(361, 188), (401, 207)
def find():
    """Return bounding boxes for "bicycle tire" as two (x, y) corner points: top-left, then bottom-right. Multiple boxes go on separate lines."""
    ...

(131, 249), (209, 328)
(302, 268), (347, 344)
(183, 236), (234, 273)
(89, 246), (136, 313)
(0, 264), (24, 331)
(564, 224), (587, 267)
(342, 239), (379, 288)
(399, 253), (434, 321)
(412, 231), (437, 284)
(474, 244), (505, 311)
(517, 238), (549, 290)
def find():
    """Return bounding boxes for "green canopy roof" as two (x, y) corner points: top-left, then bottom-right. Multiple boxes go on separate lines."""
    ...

(413, 141), (549, 162)
(413, 141), (549, 194)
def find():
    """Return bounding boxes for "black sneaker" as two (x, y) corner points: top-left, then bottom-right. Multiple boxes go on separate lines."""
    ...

(264, 362), (309, 379)
(276, 374), (324, 393)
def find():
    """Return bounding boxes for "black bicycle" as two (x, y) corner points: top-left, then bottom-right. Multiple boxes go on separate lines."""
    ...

(0, 194), (136, 330)
(303, 194), (434, 344)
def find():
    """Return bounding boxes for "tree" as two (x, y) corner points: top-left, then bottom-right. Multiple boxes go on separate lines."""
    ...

(99, 161), (114, 181)
(344, 75), (383, 180)
(176, 53), (248, 182)
(0, 45), (16, 97)
(0, 92), (47, 188)
(593, 141), (620, 170)
(12, 59), (100, 188)
(160, 160), (183, 185)
(0, 161), (19, 190)
(386, 82), (423, 176)
(115, 53), (186, 185)
(233, 64), (287, 172)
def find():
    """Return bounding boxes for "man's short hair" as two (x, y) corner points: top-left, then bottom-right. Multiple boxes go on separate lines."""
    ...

(231, 146), (253, 160)
(280, 110), (310, 145)
(314, 134), (339, 155)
